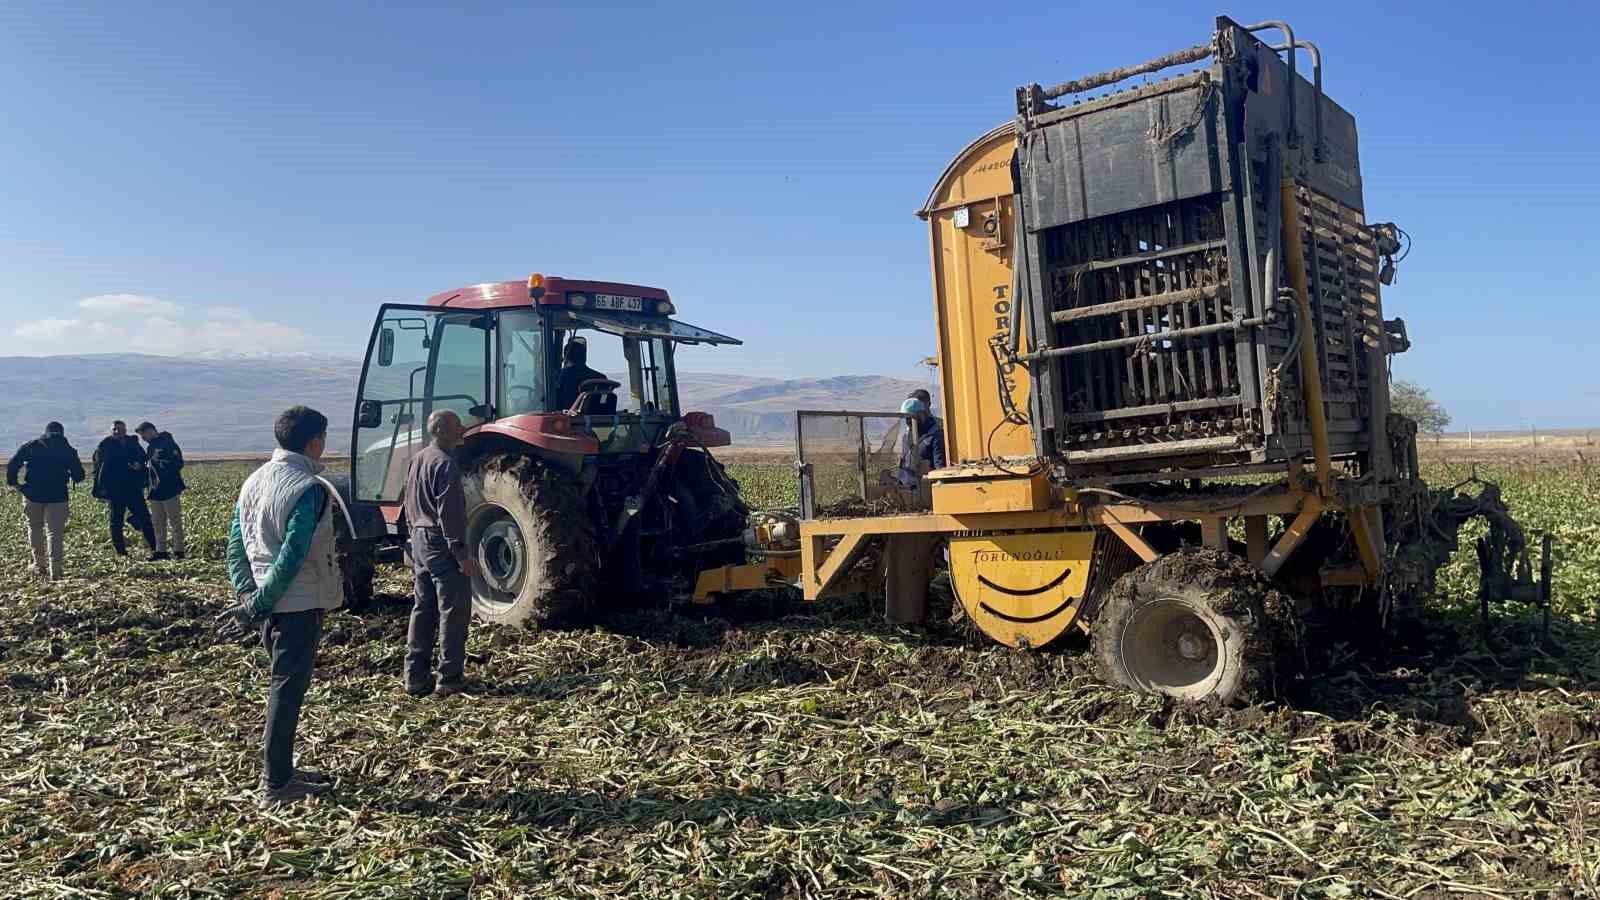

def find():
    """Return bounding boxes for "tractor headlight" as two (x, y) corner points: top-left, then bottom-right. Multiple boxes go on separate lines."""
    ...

(569, 293), (590, 307)
(655, 299), (675, 315)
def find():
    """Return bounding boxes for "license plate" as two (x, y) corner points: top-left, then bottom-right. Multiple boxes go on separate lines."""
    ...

(593, 293), (643, 311)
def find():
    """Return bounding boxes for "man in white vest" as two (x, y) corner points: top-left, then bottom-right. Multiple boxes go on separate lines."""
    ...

(217, 406), (345, 804)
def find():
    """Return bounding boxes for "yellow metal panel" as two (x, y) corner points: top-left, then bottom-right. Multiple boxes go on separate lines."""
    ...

(692, 556), (802, 602)
(949, 531), (1095, 649)
(932, 471), (1049, 515)
(800, 508), (1081, 538)
(922, 126), (1030, 464)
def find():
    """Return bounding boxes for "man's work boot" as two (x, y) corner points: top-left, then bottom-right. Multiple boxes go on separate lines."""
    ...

(406, 679), (433, 698)
(151, 551), (171, 561)
(291, 769), (334, 787)
(434, 680), (472, 698)
(174, 551), (186, 561)
(260, 778), (331, 805)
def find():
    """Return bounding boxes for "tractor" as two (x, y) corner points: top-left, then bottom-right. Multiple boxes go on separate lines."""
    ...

(341, 274), (750, 626)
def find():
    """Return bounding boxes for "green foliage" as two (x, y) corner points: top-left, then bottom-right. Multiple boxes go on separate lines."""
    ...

(725, 459), (799, 510)
(1391, 379), (1452, 436)
(0, 458), (1596, 896)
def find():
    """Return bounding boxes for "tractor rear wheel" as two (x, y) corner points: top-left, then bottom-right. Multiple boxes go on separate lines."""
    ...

(1091, 547), (1296, 704)
(463, 454), (597, 628)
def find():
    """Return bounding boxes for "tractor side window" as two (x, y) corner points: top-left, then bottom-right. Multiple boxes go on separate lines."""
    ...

(498, 310), (546, 415)
(354, 308), (435, 503)
(558, 329), (626, 413)
(428, 317), (491, 427)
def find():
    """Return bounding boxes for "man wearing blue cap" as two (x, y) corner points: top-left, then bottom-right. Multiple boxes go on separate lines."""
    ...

(896, 394), (945, 487)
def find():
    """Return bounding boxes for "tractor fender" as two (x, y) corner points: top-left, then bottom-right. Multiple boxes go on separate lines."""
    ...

(318, 471), (389, 542)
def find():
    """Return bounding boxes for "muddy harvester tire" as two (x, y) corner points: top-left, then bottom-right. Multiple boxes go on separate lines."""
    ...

(1091, 547), (1296, 704)
(463, 454), (598, 628)
(334, 512), (376, 614)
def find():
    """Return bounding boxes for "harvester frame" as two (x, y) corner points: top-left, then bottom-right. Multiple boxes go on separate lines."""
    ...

(791, 16), (1554, 702)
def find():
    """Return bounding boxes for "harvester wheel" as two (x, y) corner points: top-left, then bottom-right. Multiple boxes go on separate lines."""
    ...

(1091, 547), (1296, 704)
(334, 512), (376, 614)
(463, 454), (597, 628)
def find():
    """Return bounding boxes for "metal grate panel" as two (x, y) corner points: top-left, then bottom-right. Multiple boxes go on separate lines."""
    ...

(794, 411), (908, 519)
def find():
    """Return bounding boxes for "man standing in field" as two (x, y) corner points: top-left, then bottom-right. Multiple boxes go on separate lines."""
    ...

(92, 420), (158, 558)
(403, 409), (479, 697)
(216, 406), (346, 804)
(6, 421), (86, 580)
(136, 422), (187, 560)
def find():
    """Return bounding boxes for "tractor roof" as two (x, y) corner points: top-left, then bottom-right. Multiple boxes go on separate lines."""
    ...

(427, 278), (671, 310)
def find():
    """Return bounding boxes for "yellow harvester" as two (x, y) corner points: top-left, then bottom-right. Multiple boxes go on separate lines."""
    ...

(791, 17), (1551, 703)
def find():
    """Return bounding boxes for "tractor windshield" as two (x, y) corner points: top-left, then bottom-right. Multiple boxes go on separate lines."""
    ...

(541, 309), (737, 453)
(549, 320), (676, 453)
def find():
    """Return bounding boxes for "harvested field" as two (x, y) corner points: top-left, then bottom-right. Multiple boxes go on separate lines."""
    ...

(1, 459), (1598, 897)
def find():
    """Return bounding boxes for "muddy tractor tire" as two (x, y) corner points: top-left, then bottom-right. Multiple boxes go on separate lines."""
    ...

(334, 512), (376, 614)
(1091, 547), (1296, 704)
(463, 454), (598, 628)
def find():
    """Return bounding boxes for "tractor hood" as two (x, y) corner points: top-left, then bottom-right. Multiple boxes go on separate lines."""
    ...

(569, 310), (741, 346)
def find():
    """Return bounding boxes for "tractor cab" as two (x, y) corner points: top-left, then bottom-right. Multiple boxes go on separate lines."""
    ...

(352, 275), (740, 506)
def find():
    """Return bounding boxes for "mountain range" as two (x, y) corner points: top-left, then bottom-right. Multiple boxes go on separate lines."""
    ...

(0, 353), (932, 453)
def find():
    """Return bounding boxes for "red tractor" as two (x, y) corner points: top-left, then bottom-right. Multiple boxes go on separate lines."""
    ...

(342, 274), (749, 626)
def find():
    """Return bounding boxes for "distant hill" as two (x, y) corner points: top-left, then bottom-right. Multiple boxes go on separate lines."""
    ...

(0, 354), (931, 454)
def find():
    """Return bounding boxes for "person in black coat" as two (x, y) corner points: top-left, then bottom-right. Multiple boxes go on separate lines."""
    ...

(6, 421), (85, 579)
(555, 337), (608, 411)
(92, 420), (158, 558)
(136, 422), (187, 560)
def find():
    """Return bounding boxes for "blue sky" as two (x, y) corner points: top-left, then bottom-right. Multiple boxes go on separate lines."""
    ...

(2, 1), (1596, 429)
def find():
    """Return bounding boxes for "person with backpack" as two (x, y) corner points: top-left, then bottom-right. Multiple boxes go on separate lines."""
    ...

(136, 421), (187, 560)
(6, 421), (86, 580)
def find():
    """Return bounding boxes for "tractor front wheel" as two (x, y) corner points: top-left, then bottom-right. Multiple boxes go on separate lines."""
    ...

(1091, 547), (1296, 704)
(463, 454), (598, 628)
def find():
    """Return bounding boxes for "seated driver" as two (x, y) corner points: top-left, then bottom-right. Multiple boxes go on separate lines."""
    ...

(555, 337), (609, 410)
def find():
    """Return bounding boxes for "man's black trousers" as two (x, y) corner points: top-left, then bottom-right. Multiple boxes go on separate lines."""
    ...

(261, 609), (323, 790)
(107, 493), (157, 555)
(406, 528), (470, 690)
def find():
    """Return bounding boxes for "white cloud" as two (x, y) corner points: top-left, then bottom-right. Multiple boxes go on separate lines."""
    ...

(77, 293), (183, 318)
(9, 295), (315, 357)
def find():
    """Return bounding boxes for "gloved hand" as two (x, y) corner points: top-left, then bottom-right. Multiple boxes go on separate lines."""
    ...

(215, 595), (265, 639)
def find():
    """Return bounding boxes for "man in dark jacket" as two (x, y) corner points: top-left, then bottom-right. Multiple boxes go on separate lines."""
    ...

(92, 420), (158, 558)
(895, 396), (946, 487)
(7, 422), (86, 580)
(403, 409), (480, 697)
(554, 337), (608, 411)
(136, 422), (187, 560)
